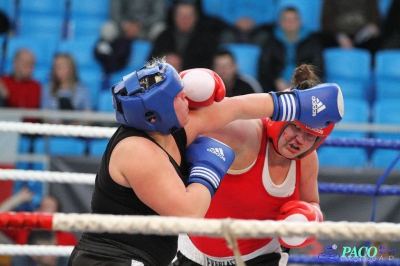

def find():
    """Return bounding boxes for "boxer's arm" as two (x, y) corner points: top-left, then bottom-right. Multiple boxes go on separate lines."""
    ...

(186, 93), (275, 145)
(185, 80), (344, 146)
(299, 151), (320, 206)
(110, 137), (213, 218)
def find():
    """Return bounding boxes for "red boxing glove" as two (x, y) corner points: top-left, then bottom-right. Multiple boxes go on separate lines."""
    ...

(179, 68), (226, 108)
(277, 200), (323, 248)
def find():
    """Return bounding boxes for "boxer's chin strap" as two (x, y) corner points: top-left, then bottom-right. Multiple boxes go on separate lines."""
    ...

(222, 219), (245, 266)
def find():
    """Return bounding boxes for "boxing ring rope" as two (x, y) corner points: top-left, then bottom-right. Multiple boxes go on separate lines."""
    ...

(2, 120), (400, 144)
(1, 212), (400, 241)
(0, 244), (73, 256)
(1, 213), (400, 264)
(1, 121), (400, 264)
(2, 169), (400, 196)
(0, 121), (115, 138)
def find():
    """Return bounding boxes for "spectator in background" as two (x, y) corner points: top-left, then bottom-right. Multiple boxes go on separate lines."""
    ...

(109, 0), (167, 42)
(258, 7), (323, 93)
(0, 187), (33, 213)
(10, 230), (69, 266)
(41, 53), (92, 114)
(321, 0), (381, 55)
(213, 49), (262, 96)
(0, 49), (41, 120)
(150, 1), (220, 70)
(94, 21), (132, 75)
(380, 0), (400, 50)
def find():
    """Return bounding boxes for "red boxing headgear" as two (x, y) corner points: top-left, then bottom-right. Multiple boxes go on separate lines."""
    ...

(266, 118), (334, 159)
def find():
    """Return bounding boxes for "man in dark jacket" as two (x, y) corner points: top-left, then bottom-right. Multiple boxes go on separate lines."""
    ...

(258, 7), (324, 93)
(150, 2), (220, 70)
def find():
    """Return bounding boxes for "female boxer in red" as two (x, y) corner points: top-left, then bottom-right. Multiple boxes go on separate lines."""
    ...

(68, 58), (342, 266)
(175, 64), (334, 266)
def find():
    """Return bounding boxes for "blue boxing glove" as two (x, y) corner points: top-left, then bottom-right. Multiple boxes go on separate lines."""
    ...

(269, 83), (344, 128)
(185, 136), (235, 197)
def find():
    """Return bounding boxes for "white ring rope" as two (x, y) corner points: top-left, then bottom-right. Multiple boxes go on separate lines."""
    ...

(51, 214), (400, 241)
(0, 121), (115, 138)
(1, 120), (400, 259)
(0, 169), (95, 184)
(1, 217), (400, 257)
(0, 244), (73, 256)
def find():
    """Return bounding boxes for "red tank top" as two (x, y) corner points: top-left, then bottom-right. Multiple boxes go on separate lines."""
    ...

(190, 118), (301, 257)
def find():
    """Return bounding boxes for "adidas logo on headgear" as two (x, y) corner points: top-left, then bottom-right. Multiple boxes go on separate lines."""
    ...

(207, 148), (226, 161)
(312, 96), (326, 117)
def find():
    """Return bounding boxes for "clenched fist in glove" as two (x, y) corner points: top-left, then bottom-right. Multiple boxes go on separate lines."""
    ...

(180, 68), (226, 108)
(269, 83), (344, 128)
(185, 136), (235, 197)
(277, 200), (323, 248)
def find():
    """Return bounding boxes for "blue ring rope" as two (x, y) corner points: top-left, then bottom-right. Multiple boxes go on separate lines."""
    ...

(322, 138), (400, 149)
(289, 254), (400, 265)
(318, 182), (400, 196)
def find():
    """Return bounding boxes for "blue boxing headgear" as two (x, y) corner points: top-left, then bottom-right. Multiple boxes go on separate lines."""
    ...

(112, 61), (184, 134)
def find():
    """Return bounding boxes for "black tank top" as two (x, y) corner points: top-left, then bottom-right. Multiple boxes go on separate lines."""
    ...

(88, 125), (189, 265)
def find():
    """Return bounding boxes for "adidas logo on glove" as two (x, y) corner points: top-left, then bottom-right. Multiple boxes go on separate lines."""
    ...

(207, 148), (226, 161)
(312, 96), (326, 117)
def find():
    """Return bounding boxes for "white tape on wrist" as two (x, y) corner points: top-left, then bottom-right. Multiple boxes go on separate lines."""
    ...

(190, 166), (219, 188)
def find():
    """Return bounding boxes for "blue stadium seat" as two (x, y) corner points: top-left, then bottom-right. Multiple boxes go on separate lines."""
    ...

(375, 79), (400, 100)
(220, 43), (261, 79)
(33, 65), (50, 84)
(67, 17), (106, 41)
(17, 14), (64, 39)
(18, 135), (32, 153)
(0, 0), (14, 18)
(16, 136), (45, 171)
(374, 49), (400, 100)
(330, 99), (370, 139)
(378, 0), (393, 18)
(372, 99), (400, 140)
(18, 0), (65, 16)
(317, 146), (369, 168)
(88, 139), (109, 157)
(97, 90), (114, 113)
(79, 68), (103, 110)
(371, 149), (400, 170)
(374, 49), (400, 76)
(201, 0), (224, 19)
(323, 48), (372, 100)
(34, 137), (87, 156)
(69, 0), (110, 21)
(276, 0), (323, 32)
